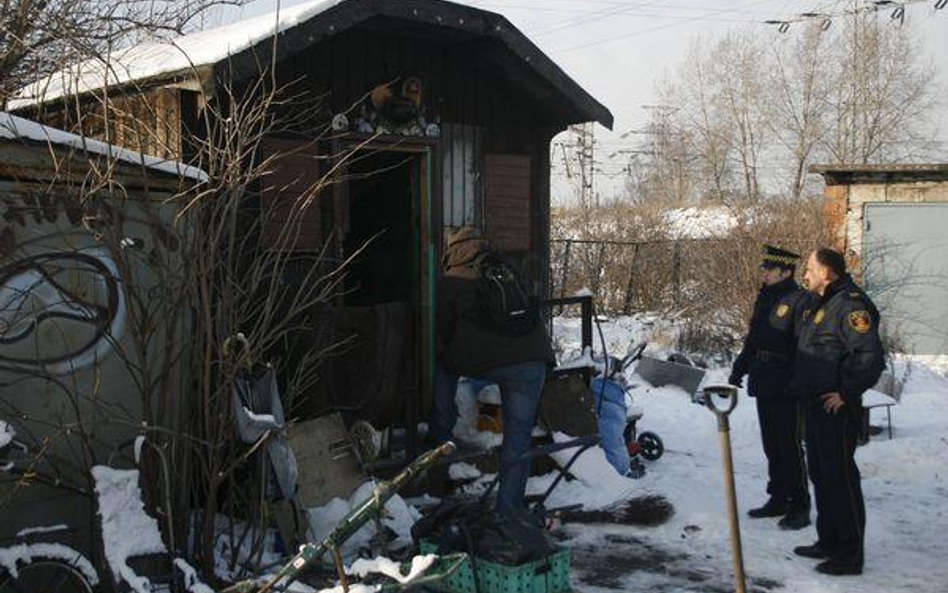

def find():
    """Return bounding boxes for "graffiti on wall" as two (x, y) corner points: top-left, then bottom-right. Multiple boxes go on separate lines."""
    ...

(0, 249), (126, 375)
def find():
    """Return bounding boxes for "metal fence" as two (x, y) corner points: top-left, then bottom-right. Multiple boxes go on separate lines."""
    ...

(551, 236), (816, 319)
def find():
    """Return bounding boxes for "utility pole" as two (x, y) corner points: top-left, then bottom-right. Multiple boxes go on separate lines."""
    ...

(571, 122), (597, 210)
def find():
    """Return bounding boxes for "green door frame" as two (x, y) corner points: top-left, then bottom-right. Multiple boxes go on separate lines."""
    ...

(334, 136), (434, 457)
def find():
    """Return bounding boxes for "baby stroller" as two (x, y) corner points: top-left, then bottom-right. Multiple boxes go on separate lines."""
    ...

(592, 340), (665, 478)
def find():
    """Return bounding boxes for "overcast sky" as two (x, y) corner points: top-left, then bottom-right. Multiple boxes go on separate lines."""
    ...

(212, 0), (948, 202)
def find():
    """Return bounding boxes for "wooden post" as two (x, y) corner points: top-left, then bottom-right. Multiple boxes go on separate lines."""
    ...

(559, 240), (573, 314)
(622, 243), (640, 315)
(594, 243), (607, 300)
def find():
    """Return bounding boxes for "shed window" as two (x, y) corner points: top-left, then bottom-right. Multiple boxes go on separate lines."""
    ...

(441, 124), (481, 228)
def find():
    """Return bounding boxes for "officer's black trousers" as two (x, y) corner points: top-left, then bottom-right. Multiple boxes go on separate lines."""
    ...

(755, 397), (809, 507)
(805, 400), (865, 565)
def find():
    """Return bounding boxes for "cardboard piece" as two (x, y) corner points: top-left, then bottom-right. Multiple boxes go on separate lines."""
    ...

(286, 413), (366, 508)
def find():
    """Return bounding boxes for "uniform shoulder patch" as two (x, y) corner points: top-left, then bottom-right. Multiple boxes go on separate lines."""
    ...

(848, 310), (872, 333)
(776, 303), (790, 318)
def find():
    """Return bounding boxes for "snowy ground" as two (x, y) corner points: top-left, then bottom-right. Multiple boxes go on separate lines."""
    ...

(545, 316), (948, 593)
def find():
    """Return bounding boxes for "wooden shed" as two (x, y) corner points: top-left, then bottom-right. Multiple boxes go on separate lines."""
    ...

(12, 0), (612, 442)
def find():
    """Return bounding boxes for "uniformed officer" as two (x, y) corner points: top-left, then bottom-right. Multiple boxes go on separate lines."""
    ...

(792, 248), (884, 576)
(729, 245), (811, 530)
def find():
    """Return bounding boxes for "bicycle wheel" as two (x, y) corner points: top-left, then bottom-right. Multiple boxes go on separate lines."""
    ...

(0, 560), (94, 593)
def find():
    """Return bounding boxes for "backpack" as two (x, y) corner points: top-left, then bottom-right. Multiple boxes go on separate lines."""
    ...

(473, 250), (541, 337)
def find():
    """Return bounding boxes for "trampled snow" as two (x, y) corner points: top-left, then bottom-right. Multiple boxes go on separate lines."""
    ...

(546, 315), (948, 593)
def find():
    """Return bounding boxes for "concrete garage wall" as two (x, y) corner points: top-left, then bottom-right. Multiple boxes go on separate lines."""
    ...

(0, 188), (189, 548)
(842, 181), (948, 256)
(812, 164), (948, 354)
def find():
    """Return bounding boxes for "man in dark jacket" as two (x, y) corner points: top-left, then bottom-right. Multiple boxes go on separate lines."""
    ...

(729, 245), (812, 530)
(792, 248), (885, 576)
(430, 227), (555, 519)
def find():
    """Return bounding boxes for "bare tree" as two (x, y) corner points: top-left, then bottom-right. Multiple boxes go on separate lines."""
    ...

(821, 12), (938, 164)
(768, 22), (831, 199)
(0, 0), (246, 106)
(623, 12), (939, 206)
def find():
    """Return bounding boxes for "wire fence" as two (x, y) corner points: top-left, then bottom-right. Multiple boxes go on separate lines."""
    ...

(551, 235), (817, 324)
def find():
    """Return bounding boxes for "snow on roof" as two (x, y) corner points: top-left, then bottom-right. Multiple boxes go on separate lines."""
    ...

(0, 111), (208, 182)
(10, 0), (343, 110)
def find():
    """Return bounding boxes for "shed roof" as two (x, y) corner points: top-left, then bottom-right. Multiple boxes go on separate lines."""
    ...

(809, 163), (948, 186)
(0, 111), (209, 181)
(11, 0), (612, 129)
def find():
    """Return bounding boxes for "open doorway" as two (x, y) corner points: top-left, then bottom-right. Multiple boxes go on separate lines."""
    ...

(344, 150), (419, 306)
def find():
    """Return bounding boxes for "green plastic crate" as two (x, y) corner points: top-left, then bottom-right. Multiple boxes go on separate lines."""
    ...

(420, 539), (571, 593)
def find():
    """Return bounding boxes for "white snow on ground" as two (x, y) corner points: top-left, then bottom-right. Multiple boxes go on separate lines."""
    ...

(0, 111), (208, 181)
(448, 462), (482, 481)
(0, 420), (13, 449)
(348, 554), (437, 584)
(305, 481), (421, 559)
(662, 206), (738, 239)
(545, 315), (948, 593)
(91, 466), (167, 593)
(173, 558), (215, 593)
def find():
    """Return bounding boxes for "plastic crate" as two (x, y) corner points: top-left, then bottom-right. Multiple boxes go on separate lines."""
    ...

(420, 539), (570, 593)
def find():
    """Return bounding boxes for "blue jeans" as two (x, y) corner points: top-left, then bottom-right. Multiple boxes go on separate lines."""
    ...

(592, 376), (631, 475)
(430, 361), (547, 517)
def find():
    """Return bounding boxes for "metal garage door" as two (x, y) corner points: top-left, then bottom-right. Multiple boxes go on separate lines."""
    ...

(863, 203), (948, 354)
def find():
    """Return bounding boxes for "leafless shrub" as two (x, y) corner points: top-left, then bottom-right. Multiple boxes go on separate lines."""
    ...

(553, 196), (826, 356)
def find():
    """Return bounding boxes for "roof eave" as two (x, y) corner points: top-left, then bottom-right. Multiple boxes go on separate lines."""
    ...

(216, 0), (613, 129)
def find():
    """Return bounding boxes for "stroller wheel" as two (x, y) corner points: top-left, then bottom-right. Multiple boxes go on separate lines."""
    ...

(637, 431), (664, 461)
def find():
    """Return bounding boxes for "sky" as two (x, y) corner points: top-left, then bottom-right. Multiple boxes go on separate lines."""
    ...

(208, 0), (948, 202)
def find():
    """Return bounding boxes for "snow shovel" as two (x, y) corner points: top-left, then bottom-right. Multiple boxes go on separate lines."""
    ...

(702, 384), (746, 593)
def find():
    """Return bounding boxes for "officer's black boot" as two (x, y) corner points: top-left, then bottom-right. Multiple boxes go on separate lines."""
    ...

(747, 496), (789, 518)
(815, 557), (863, 576)
(778, 505), (811, 530)
(793, 542), (832, 559)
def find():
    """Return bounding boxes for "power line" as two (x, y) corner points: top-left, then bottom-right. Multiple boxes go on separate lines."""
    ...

(550, 0), (775, 53)
(762, 0), (941, 33)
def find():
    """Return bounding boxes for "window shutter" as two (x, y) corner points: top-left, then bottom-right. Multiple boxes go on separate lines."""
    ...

(259, 137), (324, 251)
(484, 154), (531, 252)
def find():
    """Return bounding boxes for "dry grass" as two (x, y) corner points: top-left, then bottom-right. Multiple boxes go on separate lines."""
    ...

(552, 197), (826, 355)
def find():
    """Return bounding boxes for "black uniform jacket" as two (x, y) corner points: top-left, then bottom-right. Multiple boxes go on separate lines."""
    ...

(437, 238), (554, 377)
(732, 277), (811, 398)
(792, 276), (885, 406)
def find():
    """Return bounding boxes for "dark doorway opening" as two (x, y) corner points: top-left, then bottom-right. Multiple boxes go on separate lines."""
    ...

(344, 150), (418, 306)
